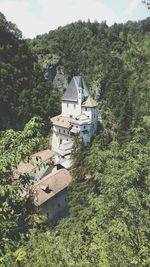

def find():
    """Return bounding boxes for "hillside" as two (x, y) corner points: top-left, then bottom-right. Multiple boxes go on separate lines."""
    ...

(30, 18), (150, 136)
(0, 13), (150, 267)
(0, 12), (60, 130)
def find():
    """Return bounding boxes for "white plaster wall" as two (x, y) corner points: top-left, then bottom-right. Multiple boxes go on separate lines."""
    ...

(62, 101), (81, 117)
(82, 107), (98, 133)
(51, 131), (59, 152)
(81, 107), (92, 119)
(31, 165), (52, 182)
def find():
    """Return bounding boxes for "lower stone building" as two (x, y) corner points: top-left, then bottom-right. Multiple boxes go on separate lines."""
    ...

(32, 169), (72, 220)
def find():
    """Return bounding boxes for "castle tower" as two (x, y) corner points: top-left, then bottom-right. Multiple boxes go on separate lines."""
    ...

(51, 76), (98, 169)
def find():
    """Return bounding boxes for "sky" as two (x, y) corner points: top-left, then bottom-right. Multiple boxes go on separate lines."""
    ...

(0, 0), (149, 38)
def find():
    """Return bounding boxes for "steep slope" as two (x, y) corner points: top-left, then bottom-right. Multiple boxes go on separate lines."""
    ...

(31, 19), (150, 135)
(0, 12), (61, 130)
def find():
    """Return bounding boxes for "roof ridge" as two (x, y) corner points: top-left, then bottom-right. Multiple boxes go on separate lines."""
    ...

(35, 169), (69, 185)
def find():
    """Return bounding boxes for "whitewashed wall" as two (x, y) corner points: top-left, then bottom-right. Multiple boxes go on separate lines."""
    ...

(62, 101), (81, 117)
(31, 165), (52, 182)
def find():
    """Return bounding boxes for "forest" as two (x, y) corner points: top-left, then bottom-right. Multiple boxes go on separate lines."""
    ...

(0, 10), (150, 267)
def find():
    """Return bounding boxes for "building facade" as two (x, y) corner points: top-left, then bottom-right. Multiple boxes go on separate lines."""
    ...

(33, 169), (71, 220)
(13, 149), (53, 182)
(51, 76), (98, 169)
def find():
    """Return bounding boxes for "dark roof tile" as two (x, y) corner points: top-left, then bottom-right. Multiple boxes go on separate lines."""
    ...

(62, 76), (89, 102)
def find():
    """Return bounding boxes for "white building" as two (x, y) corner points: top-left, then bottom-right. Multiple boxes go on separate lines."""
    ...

(13, 149), (53, 182)
(51, 76), (98, 169)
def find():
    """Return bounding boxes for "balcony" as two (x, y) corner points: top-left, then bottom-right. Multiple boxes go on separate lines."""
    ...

(55, 141), (73, 156)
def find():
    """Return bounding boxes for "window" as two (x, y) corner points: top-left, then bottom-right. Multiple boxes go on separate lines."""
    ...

(63, 129), (65, 134)
(70, 115), (72, 118)
(60, 138), (62, 144)
(76, 126), (78, 128)
(84, 126), (86, 129)
(74, 104), (76, 109)
(85, 107), (87, 111)
(68, 131), (69, 135)
(94, 114), (95, 118)
(67, 103), (69, 108)
(59, 129), (60, 133)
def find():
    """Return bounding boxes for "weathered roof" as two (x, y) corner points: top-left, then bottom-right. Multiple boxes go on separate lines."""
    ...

(59, 158), (71, 169)
(70, 127), (80, 134)
(51, 115), (72, 129)
(82, 96), (98, 107)
(32, 169), (72, 206)
(61, 76), (89, 102)
(14, 149), (53, 177)
(51, 114), (91, 128)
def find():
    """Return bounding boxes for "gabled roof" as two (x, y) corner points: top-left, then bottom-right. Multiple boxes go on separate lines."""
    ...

(51, 115), (72, 129)
(61, 76), (89, 102)
(13, 149), (53, 178)
(82, 96), (98, 107)
(32, 169), (72, 206)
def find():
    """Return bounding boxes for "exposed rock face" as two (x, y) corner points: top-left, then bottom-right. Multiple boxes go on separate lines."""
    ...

(53, 66), (68, 91)
(92, 79), (102, 101)
(40, 55), (68, 92)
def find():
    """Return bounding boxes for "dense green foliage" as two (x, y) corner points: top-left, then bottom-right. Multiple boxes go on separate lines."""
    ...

(0, 117), (48, 255)
(2, 120), (150, 266)
(31, 18), (150, 134)
(0, 12), (60, 130)
(0, 12), (150, 267)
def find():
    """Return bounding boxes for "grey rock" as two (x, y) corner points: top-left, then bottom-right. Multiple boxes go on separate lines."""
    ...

(53, 66), (68, 92)
(39, 55), (68, 92)
(92, 79), (102, 101)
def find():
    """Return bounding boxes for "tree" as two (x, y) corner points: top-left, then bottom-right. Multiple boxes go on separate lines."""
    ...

(0, 117), (45, 254)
